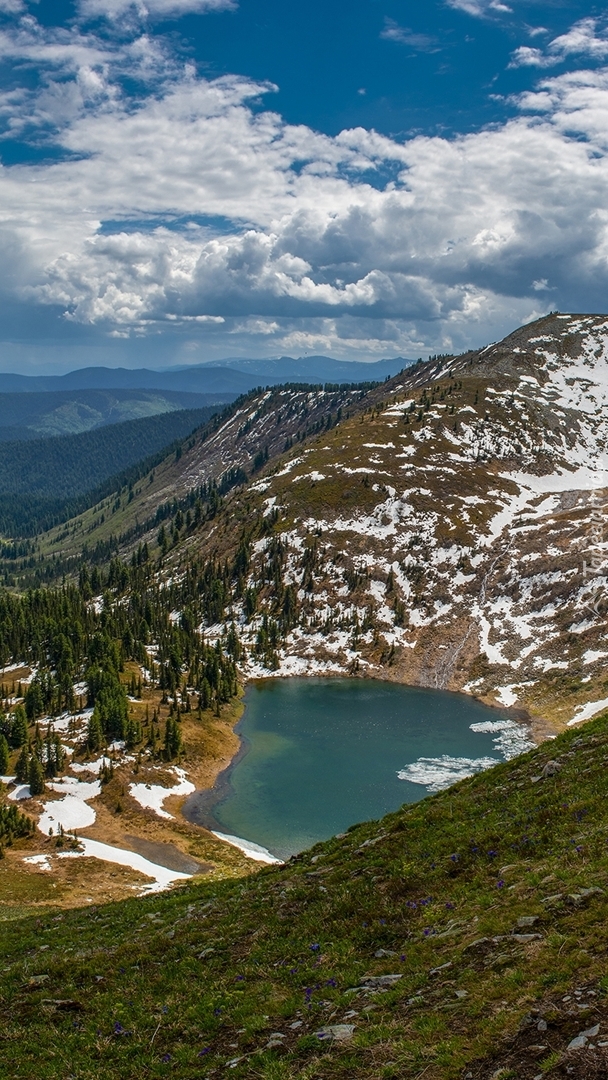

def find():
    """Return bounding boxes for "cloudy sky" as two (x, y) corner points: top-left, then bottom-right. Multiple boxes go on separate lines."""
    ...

(0, 0), (607, 371)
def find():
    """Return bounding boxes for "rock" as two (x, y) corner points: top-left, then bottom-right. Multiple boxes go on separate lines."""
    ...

(463, 937), (494, 952)
(41, 999), (84, 1012)
(568, 1024), (600, 1050)
(537, 1020), (548, 1032)
(455, 990), (468, 999)
(266, 1033), (286, 1049)
(541, 894), (564, 905)
(512, 933), (543, 943)
(26, 975), (49, 988)
(429, 962), (452, 976)
(517, 916), (539, 927)
(541, 760), (562, 777)
(197, 948), (215, 960)
(360, 974), (403, 988)
(289, 1020), (303, 1030)
(315, 1024), (355, 1043)
(374, 949), (397, 958)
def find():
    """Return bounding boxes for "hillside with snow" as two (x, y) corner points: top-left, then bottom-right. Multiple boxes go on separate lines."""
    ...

(167, 313), (608, 731)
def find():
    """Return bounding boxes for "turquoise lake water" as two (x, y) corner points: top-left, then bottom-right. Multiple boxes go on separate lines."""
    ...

(205, 678), (532, 861)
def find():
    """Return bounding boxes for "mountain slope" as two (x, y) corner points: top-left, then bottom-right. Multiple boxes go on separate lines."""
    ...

(0, 406), (220, 536)
(0, 389), (231, 440)
(7, 312), (608, 728)
(3, 712), (608, 1079)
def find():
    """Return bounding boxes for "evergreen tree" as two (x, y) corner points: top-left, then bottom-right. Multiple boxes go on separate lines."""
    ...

(15, 745), (29, 783)
(87, 712), (104, 753)
(10, 705), (28, 749)
(0, 734), (9, 775)
(28, 755), (45, 796)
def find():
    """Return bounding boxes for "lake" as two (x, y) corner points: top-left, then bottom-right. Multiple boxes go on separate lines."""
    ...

(183, 677), (532, 861)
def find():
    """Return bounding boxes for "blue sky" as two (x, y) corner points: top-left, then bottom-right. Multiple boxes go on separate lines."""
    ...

(0, 0), (607, 371)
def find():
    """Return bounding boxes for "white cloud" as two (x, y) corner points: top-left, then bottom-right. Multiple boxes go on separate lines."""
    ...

(79, 0), (236, 20)
(510, 18), (608, 68)
(446, 0), (512, 17)
(380, 19), (439, 53)
(0, 16), (608, 358)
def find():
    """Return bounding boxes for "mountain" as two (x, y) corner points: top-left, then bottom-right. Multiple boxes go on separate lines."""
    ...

(0, 366), (270, 395)
(192, 354), (413, 382)
(13, 311), (608, 732)
(3, 711), (608, 1079)
(0, 355), (409, 397)
(0, 388), (233, 441)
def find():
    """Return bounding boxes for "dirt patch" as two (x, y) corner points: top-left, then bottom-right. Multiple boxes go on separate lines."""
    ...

(122, 834), (213, 874)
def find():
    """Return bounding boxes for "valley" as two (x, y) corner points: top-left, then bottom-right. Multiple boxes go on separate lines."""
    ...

(0, 313), (608, 1078)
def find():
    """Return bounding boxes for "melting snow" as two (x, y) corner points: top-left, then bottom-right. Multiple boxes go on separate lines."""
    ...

(57, 839), (191, 893)
(211, 831), (282, 864)
(129, 768), (195, 820)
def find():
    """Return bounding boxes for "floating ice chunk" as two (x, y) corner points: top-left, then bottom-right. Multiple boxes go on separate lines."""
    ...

(398, 755), (499, 792)
(469, 719), (534, 758)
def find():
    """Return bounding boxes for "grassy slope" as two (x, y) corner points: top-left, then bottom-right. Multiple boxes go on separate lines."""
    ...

(3, 715), (608, 1080)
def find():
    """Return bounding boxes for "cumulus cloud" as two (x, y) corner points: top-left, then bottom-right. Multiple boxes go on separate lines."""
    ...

(0, 14), (607, 358)
(510, 18), (608, 68)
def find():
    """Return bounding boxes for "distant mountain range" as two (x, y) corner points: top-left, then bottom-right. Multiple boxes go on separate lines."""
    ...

(0, 355), (412, 396)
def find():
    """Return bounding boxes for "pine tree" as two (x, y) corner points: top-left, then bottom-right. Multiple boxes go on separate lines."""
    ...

(0, 734), (9, 775)
(10, 705), (28, 749)
(15, 745), (29, 783)
(87, 711), (104, 753)
(28, 755), (45, 796)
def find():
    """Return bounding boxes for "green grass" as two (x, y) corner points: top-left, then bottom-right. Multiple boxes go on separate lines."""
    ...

(2, 715), (608, 1078)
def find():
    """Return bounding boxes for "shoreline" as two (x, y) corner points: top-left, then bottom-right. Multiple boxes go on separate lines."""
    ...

(178, 673), (547, 861)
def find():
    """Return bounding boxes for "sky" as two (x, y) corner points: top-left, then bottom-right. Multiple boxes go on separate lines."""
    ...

(0, 0), (608, 371)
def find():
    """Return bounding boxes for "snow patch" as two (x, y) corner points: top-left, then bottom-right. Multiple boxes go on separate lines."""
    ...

(211, 831), (282, 864)
(567, 697), (608, 726)
(129, 768), (195, 820)
(57, 838), (191, 893)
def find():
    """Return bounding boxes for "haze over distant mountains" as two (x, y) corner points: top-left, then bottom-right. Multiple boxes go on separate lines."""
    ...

(0, 355), (412, 396)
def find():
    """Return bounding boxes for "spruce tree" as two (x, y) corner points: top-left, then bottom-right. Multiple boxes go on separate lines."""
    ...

(28, 755), (45, 796)
(87, 712), (104, 753)
(15, 745), (29, 783)
(10, 706), (28, 749)
(0, 734), (9, 775)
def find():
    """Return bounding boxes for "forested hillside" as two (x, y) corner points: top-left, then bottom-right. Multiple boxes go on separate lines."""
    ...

(0, 389), (229, 440)
(0, 406), (218, 537)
